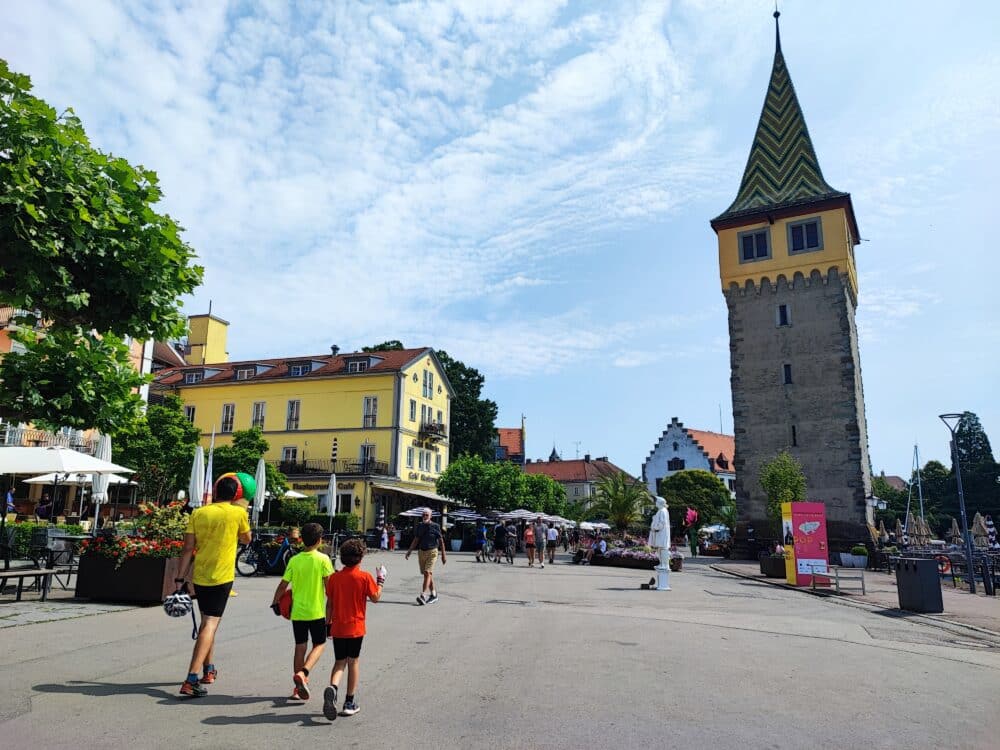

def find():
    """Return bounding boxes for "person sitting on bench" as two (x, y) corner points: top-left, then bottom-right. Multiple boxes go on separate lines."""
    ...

(584, 535), (607, 565)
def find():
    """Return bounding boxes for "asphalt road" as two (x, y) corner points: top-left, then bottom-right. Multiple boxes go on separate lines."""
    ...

(3, 551), (999, 749)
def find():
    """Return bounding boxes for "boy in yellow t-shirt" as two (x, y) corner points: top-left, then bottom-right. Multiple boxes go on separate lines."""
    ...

(271, 523), (334, 700)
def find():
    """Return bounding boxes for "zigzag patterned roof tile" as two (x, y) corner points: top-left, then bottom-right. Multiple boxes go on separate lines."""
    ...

(715, 15), (847, 223)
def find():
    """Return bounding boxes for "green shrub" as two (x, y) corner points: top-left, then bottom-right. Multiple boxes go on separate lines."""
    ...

(851, 544), (868, 556)
(278, 497), (316, 527)
(307, 513), (359, 532)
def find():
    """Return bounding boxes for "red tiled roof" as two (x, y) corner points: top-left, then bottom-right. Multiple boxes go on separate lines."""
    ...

(686, 429), (735, 473)
(153, 347), (432, 387)
(524, 458), (635, 483)
(152, 340), (187, 369)
(497, 428), (523, 457)
(882, 475), (908, 492)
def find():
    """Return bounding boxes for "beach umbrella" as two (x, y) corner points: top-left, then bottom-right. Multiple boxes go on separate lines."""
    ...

(202, 430), (215, 504)
(90, 434), (112, 532)
(325, 472), (337, 528)
(971, 513), (989, 549)
(986, 515), (998, 550)
(902, 511), (914, 547)
(877, 519), (889, 544)
(253, 458), (266, 527)
(283, 489), (308, 499)
(0, 446), (133, 475)
(894, 518), (904, 546)
(24, 472), (131, 486)
(188, 446), (205, 509)
(948, 517), (963, 546)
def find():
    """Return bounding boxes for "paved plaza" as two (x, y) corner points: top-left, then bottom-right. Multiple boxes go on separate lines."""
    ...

(3, 552), (1000, 749)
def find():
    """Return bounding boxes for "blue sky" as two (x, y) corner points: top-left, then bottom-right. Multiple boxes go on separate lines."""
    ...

(4, 1), (999, 478)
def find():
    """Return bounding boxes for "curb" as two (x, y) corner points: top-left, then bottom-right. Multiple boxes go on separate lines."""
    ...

(709, 564), (1000, 639)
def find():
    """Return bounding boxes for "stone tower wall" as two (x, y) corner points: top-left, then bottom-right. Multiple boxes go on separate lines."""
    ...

(727, 267), (871, 550)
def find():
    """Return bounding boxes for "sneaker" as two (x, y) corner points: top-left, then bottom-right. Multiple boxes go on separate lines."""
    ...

(340, 699), (360, 716)
(294, 671), (310, 700)
(540, 563), (544, 569)
(179, 680), (207, 698)
(200, 668), (217, 685)
(416, 594), (427, 605)
(289, 687), (305, 701)
(426, 593), (438, 605)
(322, 686), (338, 721)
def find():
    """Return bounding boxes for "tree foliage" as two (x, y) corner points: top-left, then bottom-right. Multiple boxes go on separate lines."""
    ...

(657, 469), (731, 532)
(212, 427), (288, 497)
(589, 471), (651, 532)
(362, 341), (404, 352)
(0, 59), (203, 432)
(435, 350), (498, 461)
(758, 451), (807, 531)
(435, 455), (565, 515)
(953, 411), (1000, 519)
(115, 395), (201, 503)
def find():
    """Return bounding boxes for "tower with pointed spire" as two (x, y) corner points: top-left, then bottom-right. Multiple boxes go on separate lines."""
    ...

(710, 11), (872, 553)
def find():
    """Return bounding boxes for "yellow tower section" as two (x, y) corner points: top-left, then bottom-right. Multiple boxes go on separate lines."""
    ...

(185, 314), (229, 365)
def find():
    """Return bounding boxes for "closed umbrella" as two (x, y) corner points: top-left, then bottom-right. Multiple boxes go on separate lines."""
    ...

(878, 519), (888, 544)
(188, 447), (205, 510)
(325, 472), (337, 529)
(894, 518), (904, 547)
(90, 434), (112, 532)
(948, 517), (963, 546)
(253, 458), (267, 527)
(971, 513), (989, 549)
(202, 430), (215, 504)
(986, 515), (998, 550)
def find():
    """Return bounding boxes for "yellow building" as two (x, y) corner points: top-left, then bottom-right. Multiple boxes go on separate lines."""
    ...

(152, 319), (454, 531)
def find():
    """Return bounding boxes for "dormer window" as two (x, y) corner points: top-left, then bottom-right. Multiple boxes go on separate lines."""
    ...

(184, 371), (203, 384)
(347, 360), (368, 373)
(717, 455), (729, 470)
(289, 363), (311, 377)
(235, 367), (254, 381)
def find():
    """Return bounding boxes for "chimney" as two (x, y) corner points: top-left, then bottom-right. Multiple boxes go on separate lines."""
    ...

(584, 454), (591, 462)
(330, 345), (340, 355)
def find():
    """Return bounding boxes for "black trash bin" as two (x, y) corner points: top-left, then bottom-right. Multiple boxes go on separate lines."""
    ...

(895, 558), (943, 613)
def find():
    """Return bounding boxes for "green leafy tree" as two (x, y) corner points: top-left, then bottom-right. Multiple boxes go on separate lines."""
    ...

(436, 454), (496, 513)
(953, 412), (1000, 518)
(436, 350), (498, 461)
(589, 471), (651, 532)
(279, 497), (317, 527)
(872, 474), (908, 526)
(523, 472), (567, 516)
(116, 395), (201, 503)
(658, 469), (731, 533)
(211, 427), (288, 498)
(362, 341), (404, 352)
(0, 60), (203, 432)
(758, 451), (807, 534)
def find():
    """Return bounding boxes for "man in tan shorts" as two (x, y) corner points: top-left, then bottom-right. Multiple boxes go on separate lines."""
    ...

(405, 508), (446, 605)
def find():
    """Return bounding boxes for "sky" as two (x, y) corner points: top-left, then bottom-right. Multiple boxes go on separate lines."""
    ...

(4, 0), (999, 478)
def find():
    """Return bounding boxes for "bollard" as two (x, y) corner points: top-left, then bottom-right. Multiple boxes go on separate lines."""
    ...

(982, 559), (996, 597)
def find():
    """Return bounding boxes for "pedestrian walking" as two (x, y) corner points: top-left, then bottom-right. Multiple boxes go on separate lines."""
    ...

(176, 472), (253, 697)
(474, 521), (488, 562)
(505, 520), (518, 564)
(547, 524), (559, 563)
(380, 525), (389, 551)
(270, 522), (333, 700)
(523, 522), (537, 566)
(405, 508), (446, 604)
(323, 539), (385, 719)
(492, 519), (507, 563)
(533, 517), (548, 569)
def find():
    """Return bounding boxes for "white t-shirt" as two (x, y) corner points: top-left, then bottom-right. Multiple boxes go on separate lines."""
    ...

(547, 527), (559, 542)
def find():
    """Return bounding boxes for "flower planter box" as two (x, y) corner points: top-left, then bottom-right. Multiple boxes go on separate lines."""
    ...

(760, 556), (787, 578)
(592, 555), (657, 570)
(669, 557), (682, 572)
(76, 554), (183, 604)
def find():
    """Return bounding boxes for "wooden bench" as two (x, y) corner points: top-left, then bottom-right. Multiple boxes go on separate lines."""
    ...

(809, 565), (865, 595)
(0, 568), (56, 601)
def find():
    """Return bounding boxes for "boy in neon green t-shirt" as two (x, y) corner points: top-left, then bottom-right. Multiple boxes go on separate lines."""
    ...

(271, 523), (334, 700)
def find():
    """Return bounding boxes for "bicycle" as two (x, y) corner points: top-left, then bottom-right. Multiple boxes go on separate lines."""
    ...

(236, 533), (297, 577)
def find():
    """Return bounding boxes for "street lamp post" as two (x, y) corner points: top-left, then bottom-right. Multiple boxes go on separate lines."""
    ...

(940, 414), (976, 594)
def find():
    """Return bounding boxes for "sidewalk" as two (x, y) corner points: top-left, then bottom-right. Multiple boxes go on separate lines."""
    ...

(711, 559), (1000, 635)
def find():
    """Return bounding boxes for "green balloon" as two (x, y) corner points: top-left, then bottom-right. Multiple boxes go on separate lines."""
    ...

(235, 471), (257, 501)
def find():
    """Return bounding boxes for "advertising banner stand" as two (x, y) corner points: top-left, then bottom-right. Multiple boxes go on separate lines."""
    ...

(781, 502), (830, 587)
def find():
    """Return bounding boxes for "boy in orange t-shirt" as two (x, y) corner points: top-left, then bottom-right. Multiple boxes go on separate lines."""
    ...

(322, 539), (385, 720)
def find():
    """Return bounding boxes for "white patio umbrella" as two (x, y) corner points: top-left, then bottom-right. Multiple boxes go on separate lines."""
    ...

(24, 472), (132, 486)
(326, 472), (337, 528)
(188, 447), (205, 509)
(0, 446), (132, 475)
(253, 458), (267, 527)
(89, 434), (112, 531)
(283, 490), (308, 499)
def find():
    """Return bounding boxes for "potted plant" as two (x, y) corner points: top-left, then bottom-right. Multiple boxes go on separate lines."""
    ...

(76, 502), (187, 603)
(760, 547), (787, 578)
(850, 544), (869, 569)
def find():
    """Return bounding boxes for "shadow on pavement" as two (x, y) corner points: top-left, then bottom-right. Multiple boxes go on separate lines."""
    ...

(33, 680), (279, 706)
(202, 712), (329, 727)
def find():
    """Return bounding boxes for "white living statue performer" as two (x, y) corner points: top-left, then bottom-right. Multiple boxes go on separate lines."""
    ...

(648, 496), (672, 570)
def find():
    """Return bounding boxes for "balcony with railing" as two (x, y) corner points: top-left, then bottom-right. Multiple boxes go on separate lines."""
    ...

(419, 421), (447, 442)
(0, 306), (44, 330)
(0, 425), (98, 454)
(269, 457), (390, 477)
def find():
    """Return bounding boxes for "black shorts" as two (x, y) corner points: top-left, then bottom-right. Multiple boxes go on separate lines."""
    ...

(292, 618), (327, 645)
(332, 636), (364, 660)
(193, 582), (233, 618)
